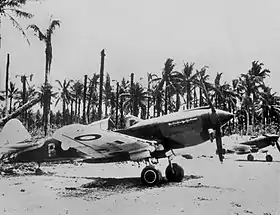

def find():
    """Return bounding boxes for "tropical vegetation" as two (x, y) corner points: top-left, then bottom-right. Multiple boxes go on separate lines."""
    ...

(1, 1), (280, 137)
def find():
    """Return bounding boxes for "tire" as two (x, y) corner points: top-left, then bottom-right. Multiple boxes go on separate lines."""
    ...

(266, 154), (273, 162)
(141, 166), (162, 186)
(165, 163), (184, 182)
(247, 154), (254, 161)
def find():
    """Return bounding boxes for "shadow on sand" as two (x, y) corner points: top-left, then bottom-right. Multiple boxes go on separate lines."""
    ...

(60, 175), (203, 200)
(79, 174), (203, 189)
(235, 159), (280, 163)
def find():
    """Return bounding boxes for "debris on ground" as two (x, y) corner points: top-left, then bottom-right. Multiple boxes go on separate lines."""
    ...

(0, 162), (43, 176)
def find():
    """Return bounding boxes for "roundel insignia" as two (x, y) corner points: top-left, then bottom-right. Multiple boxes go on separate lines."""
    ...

(74, 134), (102, 141)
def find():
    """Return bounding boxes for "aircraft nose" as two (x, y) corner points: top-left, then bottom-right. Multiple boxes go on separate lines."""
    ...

(215, 109), (234, 126)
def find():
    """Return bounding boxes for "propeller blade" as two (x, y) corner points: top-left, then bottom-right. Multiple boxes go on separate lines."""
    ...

(197, 68), (224, 163)
(215, 125), (224, 163)
(276, 140), (280, 153)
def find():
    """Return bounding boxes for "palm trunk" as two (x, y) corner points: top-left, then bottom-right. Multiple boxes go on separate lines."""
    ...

(78, 98), (81, 122)
(43, 45), (51, 136)
(87, 81), (94, 123)
(5, 53), (10, 117)
(193, 87), (197, 108)
(176, 93), (180, 111)
(199, 87), (203, 107)
(62, 100), (66, 125)
(0, 95), (41, 127)
(74, 95), (78, 122)
(186, 83), (191, 109)
(98, 49), (105, 119)
(70, 100), (74, 124)
(9, 96), (12, 114)
(83, 75), (87, 124)
(156, 95), (161, 117)
(251, 95), (255, 134)
(120, 96), (124, 128)
(246, 108), (249, 136)
(164, 87), (168, 115)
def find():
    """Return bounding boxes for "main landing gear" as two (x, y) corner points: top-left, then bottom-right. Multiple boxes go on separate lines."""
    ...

(35, 162), (44, 175)
(246, 153), (273, 162)
(140, 153), (185, 186)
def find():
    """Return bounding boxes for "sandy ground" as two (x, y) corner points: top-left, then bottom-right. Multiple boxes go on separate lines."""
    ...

(0, 136), (280, 215)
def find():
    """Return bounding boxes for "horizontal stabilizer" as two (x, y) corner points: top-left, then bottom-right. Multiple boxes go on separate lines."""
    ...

(0, 119), (31, 146)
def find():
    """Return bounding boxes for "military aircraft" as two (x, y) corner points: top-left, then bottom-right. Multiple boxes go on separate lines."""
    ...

(0, 106), (233, 186)
(0, 119), (86, 165)
(222, 134), (280, 162)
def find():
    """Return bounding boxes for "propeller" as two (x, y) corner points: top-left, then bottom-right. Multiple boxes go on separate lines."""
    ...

(263, 133), (280, 153)
(198, 68), (224, 163)
(275, 140), (280, 152)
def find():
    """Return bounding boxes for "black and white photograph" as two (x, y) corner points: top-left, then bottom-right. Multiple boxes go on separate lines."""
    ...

(0, 0), (279, 214)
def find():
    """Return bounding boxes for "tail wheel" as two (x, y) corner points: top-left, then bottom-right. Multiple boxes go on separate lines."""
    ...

(165, 163), (184, 182)
(266, 154), (273, 162)
(141, 166), (162, 186)
(247, 154), (254, 161)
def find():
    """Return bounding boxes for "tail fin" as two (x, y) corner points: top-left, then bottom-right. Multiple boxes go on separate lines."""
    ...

(0, 118), (31, 145)
(124, 115), (142, 128)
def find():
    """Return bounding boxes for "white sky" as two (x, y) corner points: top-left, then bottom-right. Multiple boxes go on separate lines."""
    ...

(1, 0), (280, 93)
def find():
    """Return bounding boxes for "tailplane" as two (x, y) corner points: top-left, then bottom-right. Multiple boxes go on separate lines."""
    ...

(0, 118), (31, 146)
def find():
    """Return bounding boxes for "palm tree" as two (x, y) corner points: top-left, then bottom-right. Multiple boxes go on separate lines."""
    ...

(257, 86), (280, 131)
(122, 82), (149, 117)
(104, 73), (112, 117)
(71, 80), (83, 123)
(0, 0), (33, 47)
(153, 58), (183, 115)
(238, 61), (270, 134)
(248, 61), (270, 132)
(197, 68), (211, 107)
(7, 81), (18, 113)
(211, 72), (239, 111)
(181, 62), (196, 109)
(87, 74), (99, 122)
(38, 83), (57, 131)
(118, 78), (129, 127)
(28, 17), (60, 136)
(56, 79), (72, 125)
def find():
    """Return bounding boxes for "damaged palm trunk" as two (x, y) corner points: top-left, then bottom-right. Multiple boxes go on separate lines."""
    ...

(0, 95), (41, 127)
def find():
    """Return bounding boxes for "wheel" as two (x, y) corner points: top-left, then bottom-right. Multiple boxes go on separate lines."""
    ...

(266, 154), (273, 162)
(165, 163), (184, 182)
(35, 168), (44, 175)
(141, 166), (162, 186)
(247, 154), (254, 161)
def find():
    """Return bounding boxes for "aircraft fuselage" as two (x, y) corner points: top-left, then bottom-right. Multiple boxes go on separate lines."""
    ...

(117, 107), (233, 150)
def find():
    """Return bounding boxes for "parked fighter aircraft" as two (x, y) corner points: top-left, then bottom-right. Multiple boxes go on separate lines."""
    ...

(0, 119), (86, 164)
(0, 106), (233, 186)
(222, 134), (280, 162)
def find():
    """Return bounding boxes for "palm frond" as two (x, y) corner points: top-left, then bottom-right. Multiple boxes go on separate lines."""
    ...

(47, 19), (60, 36)
(27, 24), (46, 41)
(6, 8), (33, 18)
(55, 79), (63, 88)
(5, 12), (30, 45)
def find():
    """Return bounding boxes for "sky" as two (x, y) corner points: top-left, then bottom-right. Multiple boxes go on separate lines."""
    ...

(1, 0), (280, 93)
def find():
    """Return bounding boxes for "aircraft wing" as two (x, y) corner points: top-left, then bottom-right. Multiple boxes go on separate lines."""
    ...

(52, 123), (156, 162)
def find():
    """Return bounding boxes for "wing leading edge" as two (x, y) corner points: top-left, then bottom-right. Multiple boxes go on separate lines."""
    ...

(53, 123), (156, 162)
